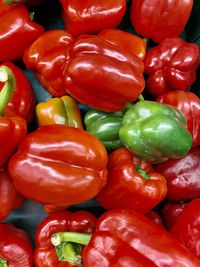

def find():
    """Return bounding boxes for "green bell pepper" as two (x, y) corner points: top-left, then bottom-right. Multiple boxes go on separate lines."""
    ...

(119, 100), (192, 163)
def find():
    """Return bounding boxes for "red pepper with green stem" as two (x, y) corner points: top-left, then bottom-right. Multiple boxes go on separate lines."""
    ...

(0, 65), (27, 167)
(34, 210), (96, 267)
(0, 0), (44, 62)
(0, 222), (33, 267)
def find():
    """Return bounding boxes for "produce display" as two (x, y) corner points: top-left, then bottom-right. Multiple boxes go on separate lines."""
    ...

(0, 0), (200, 266)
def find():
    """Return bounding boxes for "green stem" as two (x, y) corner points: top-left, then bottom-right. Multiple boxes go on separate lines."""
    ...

(3, 0), (28, 4)
(136, 165), (150, 180)
(51, 232), (92, 246)
(0, 257), (7, 267)
(0, 66), (16, 116)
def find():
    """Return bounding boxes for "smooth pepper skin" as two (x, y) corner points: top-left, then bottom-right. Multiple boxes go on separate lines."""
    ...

(35, 210), (97, 267)
(155, 148), (200, 201)
(97, 147), (167, 213)
(0, 222), (33, 267)
(157, 90), (200, 147)
(170, 198), (200, 259)
(0, 62), (36, 124)
(0, 1), (44, 62)
(144, 38), (200, 97)
(9, 125), (108, 207)
(36, 96), (83, 129)
(130, 0), (193, 43)
(83, 209), (200, 267)
(60, 0), (126, 36)
(0, 164), (24, 220)
(119, 100), (192, 163)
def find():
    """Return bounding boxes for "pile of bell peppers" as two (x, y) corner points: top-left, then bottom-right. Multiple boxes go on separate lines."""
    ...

(1, 0), (200, 266)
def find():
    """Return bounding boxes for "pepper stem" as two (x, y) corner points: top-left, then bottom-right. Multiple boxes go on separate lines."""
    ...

(0, 257), (7, 267)
(51, 232), (92, 266)
(136, 165), (150, 180)
(3, 0), (28, 4)
(0, 66), (16, 116)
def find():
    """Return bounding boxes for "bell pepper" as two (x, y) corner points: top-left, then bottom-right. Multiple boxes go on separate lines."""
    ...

(0, 62), (35, 124)
(83, 209), (200, 266)
(157, 90), (200, 147)
(144, 38), (200, 97)
(155, 147), (200, 201)
(0, 164), (24, 220)
(9, 125), (108, 208)
(130, 0), (193, 43)
(145, 210), (163, 227)
(98, 28), (147, 61)
(35, 210), (96, 267)
(119, 100), (192, 163)
(0, 222), (33, 267)
(0, 65), (27, 167)
(97, 147), (167, 213)
(0, 0), (44, 62)
(5, 0), (43, 7)
(169, 198), (200, 259)
(60, 0), (126, 36)
(36, 95), (83, 129)
(162, 200), (187, 229)
(23, 30), (73, 97)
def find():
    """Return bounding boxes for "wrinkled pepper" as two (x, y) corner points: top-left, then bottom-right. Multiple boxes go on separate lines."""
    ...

(97, 147), (167, 213)
(119, 100), (192, 163)
(60, 0), (126, 36)
(157, 90), (200, 147)
(9, 125), (108, 209)
(0, 0), (44, 62)
(83, 209), (200, 266)
(0, 222), (33, 267)
(144, 38), (200, 97)
(0, 164), (24, 220)
(0, 65), (27, 167)
(0, 62), (35, 124)
(35, 210), (96, 267)
(36, 95), (83, 129)
(170, 198), (200, 259)
(155, 147), (200, 201)
(130, 0), (193, 43)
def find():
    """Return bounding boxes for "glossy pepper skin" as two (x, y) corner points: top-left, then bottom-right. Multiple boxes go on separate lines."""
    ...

(36, 96), (83, 129)
(145, 210), (163, 227)
(24, 30), (73, 97)
(144, 38), (200, 97)
(9, 125), (108, 208)
(35, 210), (96, 267)
(119, 100), (192, 163)
(97, 147), (167, 213)
(0, 222), (33, 267)
(170, 198), (200, 259)
(83, 209), (200, 267)
(155, 148), (200, 201)
(60, 0), (126, 36)
(157, 90), (200, 147)
(0, 1), (44, 62)
(0, 164), (24, 220)
(0, 62), (35, 124)
(130, 0), (193, 43)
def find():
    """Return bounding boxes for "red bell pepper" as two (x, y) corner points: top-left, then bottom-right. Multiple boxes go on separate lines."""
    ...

(157, 90), (200, 147)
(83, 209), (200, 266)
(97, 147), (167, 213)
(5, 0), (43, 7)
(98, 28), (147, 61)
(24, 30), (73, 97)
(0, 62), (35, 124)
(60, 0), (126, 36)
(9, 125), (108, 209)
(130, 0), (193, 43)
(144, 38), (200, 97)
(0, 65), (27, 167)
(0, 222), (33, 267)
(35, 210), (96, 267)
(162, 200), (187, 229)
(0, 164), (24, 220)
(155, 147), (200, 201)
(145, 210), (163, 227)
(0, 0), (44, 62)
(169, 198), (200, 259)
